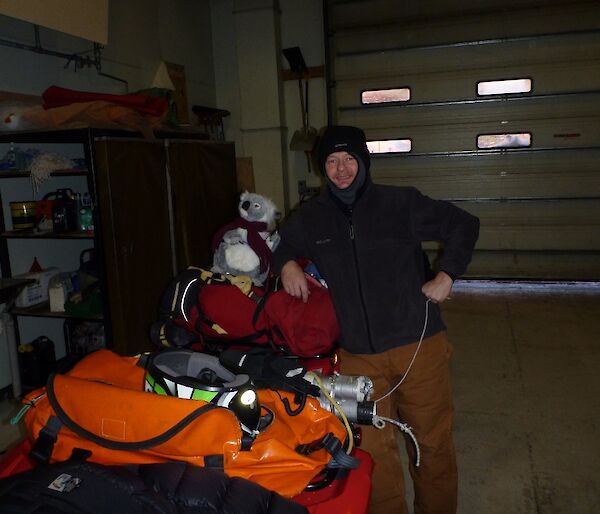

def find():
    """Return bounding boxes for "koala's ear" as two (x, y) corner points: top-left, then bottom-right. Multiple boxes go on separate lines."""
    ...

(240, 190), (249, 201)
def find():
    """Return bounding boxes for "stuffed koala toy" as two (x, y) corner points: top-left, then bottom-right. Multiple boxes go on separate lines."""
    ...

(211, 191), (280, 286)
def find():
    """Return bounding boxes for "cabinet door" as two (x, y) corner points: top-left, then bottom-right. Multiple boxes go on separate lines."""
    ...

(167, 140), (238, 271)
(94, 139), (172, 355)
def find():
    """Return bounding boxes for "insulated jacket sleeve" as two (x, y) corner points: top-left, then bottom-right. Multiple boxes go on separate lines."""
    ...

(272, 207), (310, 273)
(408, 187), (480, 278)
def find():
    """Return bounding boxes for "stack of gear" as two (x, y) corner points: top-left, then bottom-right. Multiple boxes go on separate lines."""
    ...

(20, 349), (357, 498)
(151, 267), (339, 358)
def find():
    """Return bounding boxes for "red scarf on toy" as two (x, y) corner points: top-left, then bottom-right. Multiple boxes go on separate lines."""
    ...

(211, 218), (272, 274)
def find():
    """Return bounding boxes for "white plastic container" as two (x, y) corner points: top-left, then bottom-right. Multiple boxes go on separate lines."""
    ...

(14, 267), (62, 308)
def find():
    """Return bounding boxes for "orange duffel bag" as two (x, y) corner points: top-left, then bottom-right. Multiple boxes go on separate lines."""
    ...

(21, 349), (354, 497)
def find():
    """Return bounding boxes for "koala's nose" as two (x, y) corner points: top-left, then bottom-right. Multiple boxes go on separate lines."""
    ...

(241, 201), (250, 211)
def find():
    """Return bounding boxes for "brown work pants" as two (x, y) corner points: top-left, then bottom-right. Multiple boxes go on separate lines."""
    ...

(339, 331), (457, 514)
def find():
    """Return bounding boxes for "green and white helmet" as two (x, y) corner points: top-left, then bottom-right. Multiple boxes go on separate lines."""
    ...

(145, 349), (261, 437)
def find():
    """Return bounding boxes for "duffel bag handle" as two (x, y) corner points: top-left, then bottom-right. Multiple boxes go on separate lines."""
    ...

(31, 373), (221, 462)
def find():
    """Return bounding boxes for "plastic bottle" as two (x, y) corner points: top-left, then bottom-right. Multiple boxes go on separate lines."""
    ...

(79, 192), (94, 233)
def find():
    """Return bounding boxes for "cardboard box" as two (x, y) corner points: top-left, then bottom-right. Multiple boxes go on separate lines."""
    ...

(14, 268), (62, 308)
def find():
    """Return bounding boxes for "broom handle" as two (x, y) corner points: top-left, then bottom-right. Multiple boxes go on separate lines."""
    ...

(298, 78), (307, 131)
(305, 80), (310, 129)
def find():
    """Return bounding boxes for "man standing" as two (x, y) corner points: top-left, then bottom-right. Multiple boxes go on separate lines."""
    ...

(273, 125), (479, 514)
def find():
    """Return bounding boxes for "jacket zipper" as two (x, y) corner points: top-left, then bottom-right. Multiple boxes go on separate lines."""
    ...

(348, 213), (376, 353)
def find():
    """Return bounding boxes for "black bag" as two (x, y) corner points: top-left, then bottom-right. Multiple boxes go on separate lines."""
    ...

(18, 336), (56, 389)
(0, 451), (174, 514)
(0, 450), (308, 514)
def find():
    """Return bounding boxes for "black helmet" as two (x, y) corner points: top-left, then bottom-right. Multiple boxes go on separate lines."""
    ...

(145, 349), (261, 437)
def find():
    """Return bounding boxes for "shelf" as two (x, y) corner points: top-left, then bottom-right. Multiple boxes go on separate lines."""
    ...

(2, 230), (94, 239)
(11, 302), (103, 321)
(0, 168), (88, 178)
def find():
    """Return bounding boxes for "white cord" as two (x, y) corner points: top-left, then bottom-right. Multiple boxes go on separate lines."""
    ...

(374, 299), (431, 404)
(373, 415), (421, 467)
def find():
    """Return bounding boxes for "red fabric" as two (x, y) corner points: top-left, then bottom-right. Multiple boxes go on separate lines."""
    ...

(196, 283), (267, 341)
(42, 86), (168, 117)
(263, 281), (339, 357)
(183, 278), (338, 358)
(294, 448), (373, 513)
(211, 217), (272, 274)
(0, 439), (35, 479)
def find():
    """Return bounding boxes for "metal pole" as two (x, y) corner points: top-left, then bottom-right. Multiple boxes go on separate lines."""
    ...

(2, 312), (21, 398)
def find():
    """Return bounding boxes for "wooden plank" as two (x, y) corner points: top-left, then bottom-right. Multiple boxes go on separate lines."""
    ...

(0, 91), (41, 104)
(281, 65), (325, 81)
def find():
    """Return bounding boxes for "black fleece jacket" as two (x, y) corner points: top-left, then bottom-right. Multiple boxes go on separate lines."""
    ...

(273, 183), (479, 354)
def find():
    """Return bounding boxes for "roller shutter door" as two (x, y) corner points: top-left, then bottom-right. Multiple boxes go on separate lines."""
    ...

(325, 0), (600, 279)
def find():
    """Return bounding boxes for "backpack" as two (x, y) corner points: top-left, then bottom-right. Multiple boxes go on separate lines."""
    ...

(152, 268), (339, 357)
(261, 279), (340, 357)
(22, 349), (355, 498)
(0, 452), (308, 514)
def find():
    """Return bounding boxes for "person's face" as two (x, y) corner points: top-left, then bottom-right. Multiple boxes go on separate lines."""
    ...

(325, 151), (358, 189)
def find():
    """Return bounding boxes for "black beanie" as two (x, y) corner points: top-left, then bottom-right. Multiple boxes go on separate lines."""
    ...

(317, 125), (371, 175)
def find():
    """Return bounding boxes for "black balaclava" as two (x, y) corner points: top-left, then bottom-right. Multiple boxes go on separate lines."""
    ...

(317, 125), (371, 206)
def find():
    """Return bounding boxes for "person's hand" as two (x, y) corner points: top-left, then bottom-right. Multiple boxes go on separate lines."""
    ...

(421, 271), (453, 304)
(281, 260), (310, 303)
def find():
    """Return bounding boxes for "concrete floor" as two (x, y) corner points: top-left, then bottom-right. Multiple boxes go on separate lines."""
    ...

(443, 283), (600, 514)
(1, 284), (599, 513)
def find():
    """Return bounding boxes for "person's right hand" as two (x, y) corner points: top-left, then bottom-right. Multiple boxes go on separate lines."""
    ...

(281, 260), (310, 303)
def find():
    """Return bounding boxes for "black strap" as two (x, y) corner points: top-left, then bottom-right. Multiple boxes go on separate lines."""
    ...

(45, 373), (221, 451)
(275, 390), (307, 416)
(203, 454), (224, 469)
(29, 415), (63, 464)
(251, 294), (268, 328)
(296, 432), (359, 469)
(240, 433), (254, 451)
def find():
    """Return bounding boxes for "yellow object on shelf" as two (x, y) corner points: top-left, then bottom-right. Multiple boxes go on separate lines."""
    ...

(9, 201), (37, 230)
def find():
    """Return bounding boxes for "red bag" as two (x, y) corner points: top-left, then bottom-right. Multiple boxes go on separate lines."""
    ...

(260, 280), (339, 357)
(197, 282), (267, 341)
(156, 268), (339, 357)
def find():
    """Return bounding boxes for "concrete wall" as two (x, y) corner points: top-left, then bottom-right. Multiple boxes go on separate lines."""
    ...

(0, 0), (325, 205)
(0, 0), (215, 118)
(211, 0), (327, 212)
(0, 0), (217, 362)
